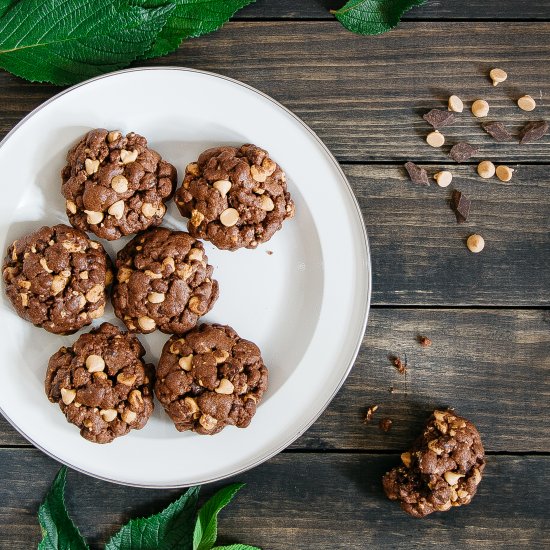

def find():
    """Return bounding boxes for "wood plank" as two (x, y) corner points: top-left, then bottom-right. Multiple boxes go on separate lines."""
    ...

(239, 0), (550, 20)
(2, 309), (548, 451)
(0, 449), (548, 549)
(1, 23), (550, 164)
(126, 21), (550, 163)
(354, 164), (550, 306)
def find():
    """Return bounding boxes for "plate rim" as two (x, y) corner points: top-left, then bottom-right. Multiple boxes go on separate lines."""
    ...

(0, 66), (372, 488)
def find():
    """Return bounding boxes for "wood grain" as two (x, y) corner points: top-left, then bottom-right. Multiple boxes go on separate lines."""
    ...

(142, 22), (550, 163)
(352, 164), (550, 306)
(1, 23), (549, 164)
(239, 0), (550, 20)
(1, 309), (548, 451)
(0, 449), (548, 549)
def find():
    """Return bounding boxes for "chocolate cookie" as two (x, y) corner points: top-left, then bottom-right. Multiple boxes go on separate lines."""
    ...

(61, 129), (177, 240)
(155, 324), (268, 435)
(45, 323), (154, 444)
(175, 144), (295, 251)
(112, 228), (219, 334)
(2, 224), (112, 334)
(382, 410), (485, 518)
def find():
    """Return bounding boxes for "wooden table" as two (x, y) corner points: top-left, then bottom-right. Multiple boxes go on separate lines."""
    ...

(1, 1), (549, 547)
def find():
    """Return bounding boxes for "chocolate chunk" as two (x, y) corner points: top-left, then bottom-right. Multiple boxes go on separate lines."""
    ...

(423, 109), (456, 129)
(481, 121), (513, 142)
(404, 162), (429, 186)
(451, 190), (471, 224)
(449, 143), (478, 163)
(382, 410), (485, 518)
(519, 120), (549, 144)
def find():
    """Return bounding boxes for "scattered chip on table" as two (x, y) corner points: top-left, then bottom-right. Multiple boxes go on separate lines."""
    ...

(451, 190), (471, 224)
(423, 109), (456, 129)
(481, 121), (513, 142)
(404, 161), (429, 185)
(449, 142), (478, 162)
(519, 120), (549, 144)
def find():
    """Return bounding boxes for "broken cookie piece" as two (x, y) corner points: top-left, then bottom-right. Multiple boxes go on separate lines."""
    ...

(382, 409), (485, 518)
(404, 162), (429, 186)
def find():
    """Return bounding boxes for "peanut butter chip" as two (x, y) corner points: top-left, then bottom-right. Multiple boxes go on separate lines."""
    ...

(471, 100), (489, 118)
(66, 200), (77, 214)
(108, 200), (125, 220)
(489, 68), (507, 86)
(61, 388), (76, 405)
(85, 284), (103, 303)
(111, 175), (129, 193)
(434, 171), (452, 187)
(85, 158), (99, 175)
(220, 208), (239, 227)
(496, 165), (514, 182)
(517, 95), (536, 111)
(120, 149), (138, 164)
(448, 95), (464, 113)
(426, 131), (445, 148)
(467, 234), (485, 253)
(141, 203), (157, 218)
(213, 179), (231, 197)
(477, 161), (496, 179)
(86, 354), (105, 372)
(138, 316), (156, 331)
(259, 195), (275, 211)
(147, 292), (165, 304)
(190, 209), (205, 226)
(84, 210), (104, 225)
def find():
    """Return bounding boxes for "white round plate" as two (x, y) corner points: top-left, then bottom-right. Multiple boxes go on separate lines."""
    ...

(0, 68), (370, 487)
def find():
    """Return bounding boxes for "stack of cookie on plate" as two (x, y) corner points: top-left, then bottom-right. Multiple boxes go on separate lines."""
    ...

(2, 129), (294, 443)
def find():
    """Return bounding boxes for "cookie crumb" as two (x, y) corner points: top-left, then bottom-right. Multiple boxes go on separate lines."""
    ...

(363, 405), (379, 424)
(418, 335), (432, 348)
(390, 355), (407, 375)
(266, 250), (273, 255)
(379, 418), (393, 432)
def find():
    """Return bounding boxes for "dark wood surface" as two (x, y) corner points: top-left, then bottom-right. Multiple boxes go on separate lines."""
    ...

(0, 2), (549, 548)
(1, 450), (548, 549)
(240, 0), (550, 20)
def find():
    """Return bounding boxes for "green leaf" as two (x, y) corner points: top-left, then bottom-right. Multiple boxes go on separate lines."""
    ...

(37, 467), (89, 550)
(134, 0), (255, 59)
(105, 486), (200, 550)
(332, 0), (426, 35)
(193, 483), (245, 550)
(212, 545), (261, 550)
(0, 0), (17, 18)
(0, 0), (174, 85)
